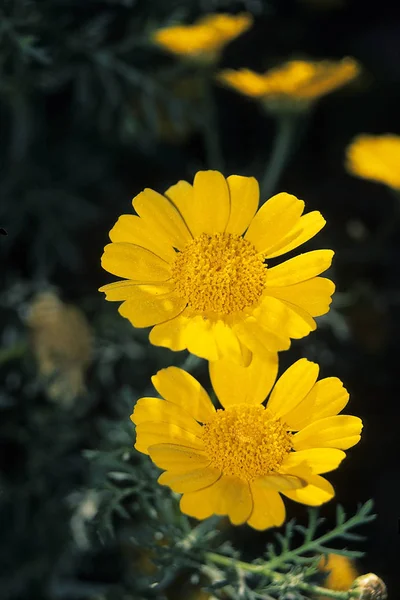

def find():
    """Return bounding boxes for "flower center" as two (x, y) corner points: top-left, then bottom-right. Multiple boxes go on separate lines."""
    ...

(171, 232), (266, 315)
(202, 405), (293, 482)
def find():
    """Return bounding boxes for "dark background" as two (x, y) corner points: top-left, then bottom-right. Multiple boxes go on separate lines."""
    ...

(1, 0), (400, 598)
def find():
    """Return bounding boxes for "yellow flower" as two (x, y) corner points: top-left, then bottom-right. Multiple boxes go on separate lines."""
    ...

(346, 134), (400, 190)
(318, 554), (359, 596)
(153, 13), (252, 61)
(27, 291), (92, 406)
(100, 171), (335, 363)
(219, 58), (359, 110)
(131, 355), (362, 530)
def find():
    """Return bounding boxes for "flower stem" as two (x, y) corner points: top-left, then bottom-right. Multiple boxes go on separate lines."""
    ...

(261, 114), (297, 201)
(180, 352), (204, 374)
(202, 77), (224, 170)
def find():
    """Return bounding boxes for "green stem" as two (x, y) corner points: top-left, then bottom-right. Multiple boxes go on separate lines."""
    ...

(202, 77), (224, 170)
(261, 114), (297, 201)
(205, 552), (360, 599)
(180, 352), (204, 374)
(373, 188), (400, 244)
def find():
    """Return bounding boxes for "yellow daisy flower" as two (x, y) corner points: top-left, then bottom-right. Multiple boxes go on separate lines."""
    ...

(346, 134), (400, 190)
(131, 355), (362, 530)
(153, 13), (252, 62)
(219, 58), (359, 110)
(100, 171), (335, 363)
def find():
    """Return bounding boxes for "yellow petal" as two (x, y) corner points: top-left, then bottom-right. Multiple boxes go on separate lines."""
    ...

(253, 474), (306, 491)
(149, 312), (190, 351)
(266, 277), (335, 318)
(132, 397), (203, 436)
(151, 366), (215, 423)
(266, 211), (326, 258)
(180, 482), (220, 520)
(225, 175), (259, 235)
(281, 474), (334, 506)
(267, 359), (319, 421)
(247, 485), (285, 530)
(164, 180), (196, 235)
(118, 284), (186, 327)
(148, 443), (210, 473)
(283, 378), (349, 430)
(134, 422), (204, 455)
(132, 188), (192, 250)
(185, 316), (220, 361)
(191, 171), (230, 235)
(293, 415), (363, 451)
(280, 302), (317, 338)
(216, 477), (253, 525)
(212, 320), (244, 364)
(266, 250), (334, 287)
(99, 280), (144, 300)
(256, 296), (316, 340)
(240, 341), (253, 367)
(101, 242), (171, 281)
(281, 448), (346, 475)
(245, 193), (304, 253)
(209, 352), (278, 408)
(234, 315), (291, 359)
(158, 466), (221, 493)
(180, 475), (253, 525)
(219, 69), (269, 98)
(109, 214), (176, 262)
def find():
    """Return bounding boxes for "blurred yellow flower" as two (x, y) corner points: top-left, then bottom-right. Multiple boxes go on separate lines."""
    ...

(219, 58), (359, 110)
(346, 134), (400, 190)
(100, 171), (334, 364)
(318, 554), (359, 598)
(27, 291), (92, 406)
(131, 356), (362, 530)
(153, 13), (252, 61)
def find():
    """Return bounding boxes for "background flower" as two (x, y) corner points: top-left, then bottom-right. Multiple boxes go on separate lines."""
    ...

(219, 58), (359, 112)
(27, 290), (92, 407)
(317, 554), (359, 599)
(346, 134), (400, 190)
(153, 13), (252, 62)
(132, 355), (362, 530)
(100, 170), (334, 363)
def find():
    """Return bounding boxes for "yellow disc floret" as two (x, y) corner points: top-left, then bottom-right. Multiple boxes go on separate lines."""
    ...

(202, 405), (293, 482)
(171, 232), (266, 315)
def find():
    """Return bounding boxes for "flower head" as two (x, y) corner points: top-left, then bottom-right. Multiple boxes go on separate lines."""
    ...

(219, 58), (359, 112)
(346, 134), (400, 190)
(153, 13), (252, 62)
(100, 171), (335, 364)
(131, 356), (362, 530)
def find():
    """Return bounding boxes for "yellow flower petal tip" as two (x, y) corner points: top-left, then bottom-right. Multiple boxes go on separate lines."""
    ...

(346, 133), (400, 190)
(318, 554), (359, 594)
(218, 57), (360, 111)
(131, 358), (362, 530)
(152, 13), (253, 61)
(99, 170), (334, 362)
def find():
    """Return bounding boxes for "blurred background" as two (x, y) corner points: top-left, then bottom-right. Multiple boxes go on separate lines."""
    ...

(1, 0), (400, 598)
